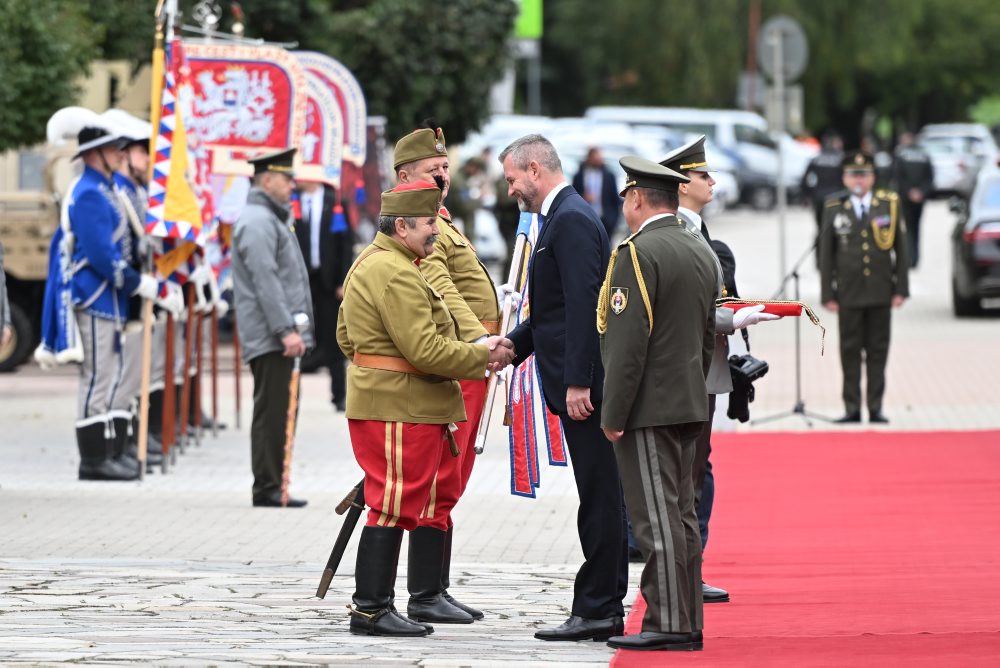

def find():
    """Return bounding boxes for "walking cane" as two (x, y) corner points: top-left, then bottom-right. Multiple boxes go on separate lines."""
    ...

(280, 313), (311, 507)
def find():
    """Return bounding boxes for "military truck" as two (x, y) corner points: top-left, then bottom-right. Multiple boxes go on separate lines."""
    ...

(0, 191), (59, 371)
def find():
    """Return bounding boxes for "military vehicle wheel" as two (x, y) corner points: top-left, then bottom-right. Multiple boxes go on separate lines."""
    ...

(0, 302), (32, 372)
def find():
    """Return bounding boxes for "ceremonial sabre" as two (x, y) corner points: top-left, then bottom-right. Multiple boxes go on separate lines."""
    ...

(280, 312), (311, 507)
(473, 213), (532, 455)
(316, 478), (366, 599)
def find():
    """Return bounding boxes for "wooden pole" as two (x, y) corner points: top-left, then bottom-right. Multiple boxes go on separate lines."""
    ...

(232, 310), (242, 430)
(193, 307), (204, 446)
(136, 296), (155, 481)
(178, 283), (196, 453)
(210, 306), (219, 439)
(162, 312), (176, 472)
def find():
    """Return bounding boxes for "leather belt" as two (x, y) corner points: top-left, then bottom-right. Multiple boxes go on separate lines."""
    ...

(352, 353), (427, 376)
(480, 320), (500, 335)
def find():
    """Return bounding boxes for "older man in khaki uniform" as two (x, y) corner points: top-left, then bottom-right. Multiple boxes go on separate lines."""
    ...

(337, 180), (512, 638)
(599, 156), (718, 652)
(393, 126), (501, 624)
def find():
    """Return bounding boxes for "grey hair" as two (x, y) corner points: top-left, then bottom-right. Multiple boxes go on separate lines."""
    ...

(498, 134), (562, 173)
(378, 215), (418, 235)
(636, 187), (678, 210)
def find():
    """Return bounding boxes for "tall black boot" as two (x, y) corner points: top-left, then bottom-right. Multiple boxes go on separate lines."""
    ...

(350, 526), (430, 637)
(441, 526), (484, 620)
(77, 422), (136, 481)
(148, 389), (164, 439)
(128, 411), (163, 468)
(406, 526), (473, 624)
(111, 416), (140, 477)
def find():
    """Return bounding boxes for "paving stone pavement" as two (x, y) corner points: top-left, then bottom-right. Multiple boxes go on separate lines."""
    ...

(1, 200), (996, 665)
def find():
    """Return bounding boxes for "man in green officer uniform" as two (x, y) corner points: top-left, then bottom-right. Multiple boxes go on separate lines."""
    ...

(598, 156), (718, 652)
(391, 126), (502, 624)
(819, 151), (909, 424)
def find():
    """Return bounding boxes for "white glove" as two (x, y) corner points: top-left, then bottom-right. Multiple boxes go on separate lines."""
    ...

(732, 304), (782, 329)
(497, 282), (522, 308)
(133, 275), (158, 300)
(156, 283), (185, 317)
(214, 298), (230, 318)
(189, 262), (211, 288)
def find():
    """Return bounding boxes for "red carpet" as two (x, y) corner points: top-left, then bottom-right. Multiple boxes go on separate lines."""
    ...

(612, 430), (1000, 666)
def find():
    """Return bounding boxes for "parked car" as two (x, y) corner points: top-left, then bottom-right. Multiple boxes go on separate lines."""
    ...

(951, 168), (1000, 316)
(585, 106), (809, 210)
(918, 123), (999, 198)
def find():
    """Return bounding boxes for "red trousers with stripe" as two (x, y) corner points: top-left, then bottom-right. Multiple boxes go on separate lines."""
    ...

(349, 419), (449, 531)
(418, 377), (488, 530)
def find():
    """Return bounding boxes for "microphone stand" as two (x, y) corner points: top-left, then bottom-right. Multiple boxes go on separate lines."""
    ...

(752, 241), (833, 427)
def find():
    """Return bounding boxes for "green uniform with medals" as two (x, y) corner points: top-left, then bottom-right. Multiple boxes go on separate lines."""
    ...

(598, 157), (717, 640)
(819, 152), (910, 418)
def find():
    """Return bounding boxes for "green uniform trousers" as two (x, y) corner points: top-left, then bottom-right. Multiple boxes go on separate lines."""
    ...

(249, 351), (295, 500)
(615, 423), (704, 634)
(838, 305), (892, 415)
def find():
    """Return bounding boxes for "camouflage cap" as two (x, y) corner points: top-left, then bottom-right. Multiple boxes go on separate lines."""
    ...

(379, 180), (443, 218)
(393, 127), (447, 169)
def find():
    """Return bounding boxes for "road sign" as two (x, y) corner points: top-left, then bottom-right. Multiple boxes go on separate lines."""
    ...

(757, 15), (808, 83)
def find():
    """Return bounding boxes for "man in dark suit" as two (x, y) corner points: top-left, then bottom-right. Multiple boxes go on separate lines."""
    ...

(573, 146), (622, 240)
(294, 180), (355, 410)
(499, 134), (628, 642)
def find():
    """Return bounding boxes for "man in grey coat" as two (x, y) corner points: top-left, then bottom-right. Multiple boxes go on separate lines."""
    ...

(232, 148), (314, 508)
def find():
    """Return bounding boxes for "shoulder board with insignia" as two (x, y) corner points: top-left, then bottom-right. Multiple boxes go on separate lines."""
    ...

(825, 199), (842, 208)
(875, 189), (898, 201)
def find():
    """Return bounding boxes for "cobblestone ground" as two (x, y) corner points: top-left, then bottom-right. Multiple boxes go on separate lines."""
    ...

(1, 200), (996, 665)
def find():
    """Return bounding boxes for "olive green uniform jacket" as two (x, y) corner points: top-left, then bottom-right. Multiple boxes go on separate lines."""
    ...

(337, 232), (489, 424)
(421, 210), (500, 342)
(819, 190), (910, 308)
(600, 215), (719, 431)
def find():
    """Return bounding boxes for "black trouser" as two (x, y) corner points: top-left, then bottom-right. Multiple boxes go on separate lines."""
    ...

(249, 351), (293, 499)
(693, 394), (717, 548)
(559, 405), (628, 620)
(838, 305), (892, 415)
(901, 199), (924, 268)
(303, 276), (346, 403)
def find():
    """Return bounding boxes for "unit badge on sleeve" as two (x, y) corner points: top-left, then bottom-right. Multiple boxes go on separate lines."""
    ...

(611, 287), (629, 315)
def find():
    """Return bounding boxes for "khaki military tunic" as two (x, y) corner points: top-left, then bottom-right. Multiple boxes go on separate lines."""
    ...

(336, 232), (488, 424)
(421, 211), (500, 342)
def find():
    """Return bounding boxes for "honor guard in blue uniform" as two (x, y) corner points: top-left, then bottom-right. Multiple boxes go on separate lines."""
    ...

(69, 124), (164, 480)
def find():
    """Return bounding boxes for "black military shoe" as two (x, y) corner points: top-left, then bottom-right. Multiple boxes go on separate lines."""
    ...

(252, 491), (308, 507)
(702, 581), (730, 603)
(442, 591), (483, 620)
(349, 607), (430, 637)
(869, 412), (889, 424)
(606, 630), (698, 651)
(535, 615), (624, 642)
(834, 411), (862, 424)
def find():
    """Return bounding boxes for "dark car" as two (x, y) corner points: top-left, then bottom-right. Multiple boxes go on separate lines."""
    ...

(951, 169), (1000, 316)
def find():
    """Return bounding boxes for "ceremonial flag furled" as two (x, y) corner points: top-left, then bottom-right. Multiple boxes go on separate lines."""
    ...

(147, 34), (204, 282)
(507, 213), (567, 498)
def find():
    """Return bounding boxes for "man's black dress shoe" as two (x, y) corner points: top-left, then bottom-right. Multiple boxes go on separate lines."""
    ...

(252, 491), (308, 507)
(834, 411), (862, 424)
(702, 581), (729, 603)
(607, 630), (699, 651)
(535, 615), (624, 641)
(869, 412), (889, 424)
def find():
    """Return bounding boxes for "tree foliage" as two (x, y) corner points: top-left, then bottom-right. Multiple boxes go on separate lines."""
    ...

(0, 0), (98, 152)
(542, 0), (1000, 142)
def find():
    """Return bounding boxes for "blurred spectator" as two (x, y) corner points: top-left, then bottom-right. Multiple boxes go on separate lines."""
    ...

(800, 130), (845, 229)
(861, 136), (893, 189)
(493, 172), (522, 279)
(891, 131), (934, 268)
(572, 147), (622, 238)
(446, 157), (489, 238)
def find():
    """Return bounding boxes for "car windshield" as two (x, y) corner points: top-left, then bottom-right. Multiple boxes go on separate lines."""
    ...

(977, 180), (1000, 208)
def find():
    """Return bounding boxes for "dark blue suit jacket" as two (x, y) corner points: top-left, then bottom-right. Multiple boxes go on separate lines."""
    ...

(507, 185), (610, 414)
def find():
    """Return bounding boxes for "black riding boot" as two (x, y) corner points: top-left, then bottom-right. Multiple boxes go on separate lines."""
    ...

(350, 526), (431, 637)
(77, 422), (136, 481)
(406, 526), (474, 624)
(128, 411), (163, 468)
(111, 416), (140, 477)
(441, 526), (484, 620)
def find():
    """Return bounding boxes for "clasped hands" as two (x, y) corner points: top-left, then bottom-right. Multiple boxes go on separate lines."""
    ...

(484, 335), (515, 372)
